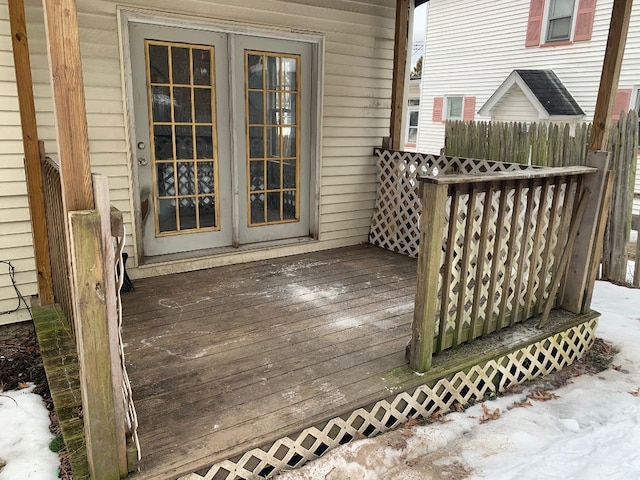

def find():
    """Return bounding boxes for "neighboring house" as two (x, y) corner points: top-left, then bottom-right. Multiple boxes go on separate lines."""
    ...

(0, 0), (427, 325)
(417, 0), (640, 213)
(404, 76), (422, 151)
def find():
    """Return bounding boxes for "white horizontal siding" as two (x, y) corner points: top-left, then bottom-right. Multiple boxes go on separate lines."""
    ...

(0, 0), (36, 325)
(13, 0), (395, 280)
(493, 88), (541, 123)
(417, 0), (640, 154)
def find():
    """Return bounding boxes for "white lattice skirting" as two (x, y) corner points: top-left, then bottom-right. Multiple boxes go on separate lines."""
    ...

(180, 316), (598, 480)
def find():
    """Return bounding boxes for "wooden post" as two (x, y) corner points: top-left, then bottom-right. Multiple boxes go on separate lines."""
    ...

(561, 151), (610, 313)
(68, 210), (120, 480)
(8, 0), (54, 305)
(93, 175), (128, 475)
(42, 0), (94, 212)
(409, 181), (447, 372)
(589, 0), (633, 151)
(583, 172), (616, 309)
(389, 0), (409, 151)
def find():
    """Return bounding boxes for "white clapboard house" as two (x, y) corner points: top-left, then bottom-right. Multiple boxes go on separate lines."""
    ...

(416, 0), (640, 211)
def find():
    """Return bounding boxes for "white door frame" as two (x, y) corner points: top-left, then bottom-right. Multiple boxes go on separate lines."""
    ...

(118, 7), (323, 263)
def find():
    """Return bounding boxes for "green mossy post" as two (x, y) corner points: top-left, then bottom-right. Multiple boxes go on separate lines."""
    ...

(31, 301), (89, 479)
(68, 210), (120, 479)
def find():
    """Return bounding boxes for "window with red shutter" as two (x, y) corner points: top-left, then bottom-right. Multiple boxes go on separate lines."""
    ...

(525, 0), (545, 46)
(526, 0), (597, 46)
(574, 0), (596, 41)
(463, 97), (476, 121)
(432, 97), (443, 122)
(612, 88), (632, 122)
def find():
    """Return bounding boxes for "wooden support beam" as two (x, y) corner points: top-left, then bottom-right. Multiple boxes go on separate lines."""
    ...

(561, 151), (610, 313)
(69, 210), (120, 480)
(409, 182), (447, 372)
(42, 0), (94, 212)
(589, 0), (633, 150)
(389, 0), (410, 151)
(8, 0), (54, 305)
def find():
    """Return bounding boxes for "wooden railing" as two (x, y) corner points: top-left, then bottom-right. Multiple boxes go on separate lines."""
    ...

(39, 144), (138, 475)
(407, 161), (597, 372)
(40, 148), (75, 336)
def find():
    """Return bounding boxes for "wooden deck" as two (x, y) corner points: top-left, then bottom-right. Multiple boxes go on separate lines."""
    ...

(122, 245), (418, 479)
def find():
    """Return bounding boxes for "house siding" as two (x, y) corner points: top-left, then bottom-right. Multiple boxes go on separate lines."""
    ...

(0, 0), (36, 325)
(417, 0), (640, 155)
(0, 0), (396, 323)
(492, 89), (541, 123)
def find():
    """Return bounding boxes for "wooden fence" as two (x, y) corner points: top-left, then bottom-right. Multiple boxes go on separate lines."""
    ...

(445, 111), (638, 286)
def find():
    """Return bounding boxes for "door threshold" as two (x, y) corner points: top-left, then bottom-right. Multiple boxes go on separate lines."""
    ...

(132, 236), (317, 277)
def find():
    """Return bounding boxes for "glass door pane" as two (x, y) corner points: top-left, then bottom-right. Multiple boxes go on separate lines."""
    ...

(245, 51), (300, 226)
(145, 40), (220, 236)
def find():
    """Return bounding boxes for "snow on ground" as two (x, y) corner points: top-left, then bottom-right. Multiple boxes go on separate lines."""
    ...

(1, 281), (639, 480)
(0, 385), (59, 480)
(278, 281), (640, 480)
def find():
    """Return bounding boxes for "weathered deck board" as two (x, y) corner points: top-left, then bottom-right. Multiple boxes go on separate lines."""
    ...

(122, 245), (418, 479)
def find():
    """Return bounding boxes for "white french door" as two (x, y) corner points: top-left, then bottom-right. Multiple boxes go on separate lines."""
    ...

(129, 23), (312, 257)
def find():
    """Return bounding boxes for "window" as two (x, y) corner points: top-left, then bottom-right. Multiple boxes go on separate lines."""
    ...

(432, 96), (475, 122)
(546, 0), (576, 42)
(525, 0), (596, 47)
(407, 109), (419, 144)
(445, 96), (463, 120)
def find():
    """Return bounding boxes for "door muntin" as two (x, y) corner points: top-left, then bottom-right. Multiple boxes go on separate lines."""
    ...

(145, 40), (221, 236)
(245, 50), (301, 227)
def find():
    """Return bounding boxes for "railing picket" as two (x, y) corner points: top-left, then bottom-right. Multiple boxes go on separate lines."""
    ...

(510, 179), (538, 326)
(498, 182), (523, 330)
(470, 184), (495, 339)
(535, 177), (563, 314)
(454, 185), (478, 346)
(437, 187), (460, 353)
(484, 186), (509, 336)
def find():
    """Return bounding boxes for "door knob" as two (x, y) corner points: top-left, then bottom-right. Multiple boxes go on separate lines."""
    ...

(138, 157), (149, 166)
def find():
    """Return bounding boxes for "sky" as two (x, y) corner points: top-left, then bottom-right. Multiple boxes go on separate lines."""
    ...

(2, 278), (640, 479)
(411, 3), (428, 67)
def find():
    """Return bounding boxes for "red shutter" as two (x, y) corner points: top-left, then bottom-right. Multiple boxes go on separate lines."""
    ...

(611, 88), (632, 122)
(433, 97), (444, 122)
(463, 96), (476, 121)
(525, 0), (545, 47)
(574, 0), (597, 42)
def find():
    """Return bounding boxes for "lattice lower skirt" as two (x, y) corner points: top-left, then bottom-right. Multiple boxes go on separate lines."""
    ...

(180, 316), (598, 480)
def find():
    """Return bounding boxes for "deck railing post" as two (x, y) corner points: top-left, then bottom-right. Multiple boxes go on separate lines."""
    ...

(561, 151), (610, 313)
(409, 181), (448, 372)
(68, 210), (120, 480)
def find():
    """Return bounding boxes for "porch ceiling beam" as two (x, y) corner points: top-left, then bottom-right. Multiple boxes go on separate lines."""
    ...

(42, 0), (94, 211)
(389, 0), (410, 151)
(8, 0), (54, 305)
(589, 0), (633, 151)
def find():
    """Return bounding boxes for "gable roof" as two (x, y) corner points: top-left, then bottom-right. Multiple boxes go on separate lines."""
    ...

(478, 69), (585, 119)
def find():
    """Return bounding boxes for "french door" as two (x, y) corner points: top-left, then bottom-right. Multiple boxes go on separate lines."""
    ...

(129, 23), (311, 256)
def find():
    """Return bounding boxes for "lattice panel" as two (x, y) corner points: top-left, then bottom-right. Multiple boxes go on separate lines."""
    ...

(369, 149), (539, 257)
(180, 317), (598, 480)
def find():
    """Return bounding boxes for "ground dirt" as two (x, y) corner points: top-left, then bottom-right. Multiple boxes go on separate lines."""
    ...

(0, 328), (72, 479)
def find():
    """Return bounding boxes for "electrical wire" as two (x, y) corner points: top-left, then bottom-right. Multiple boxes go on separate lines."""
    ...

(0, 260), (32, 318)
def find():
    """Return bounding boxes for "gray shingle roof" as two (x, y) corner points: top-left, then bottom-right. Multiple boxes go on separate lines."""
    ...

(514, 70), (584, 116)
